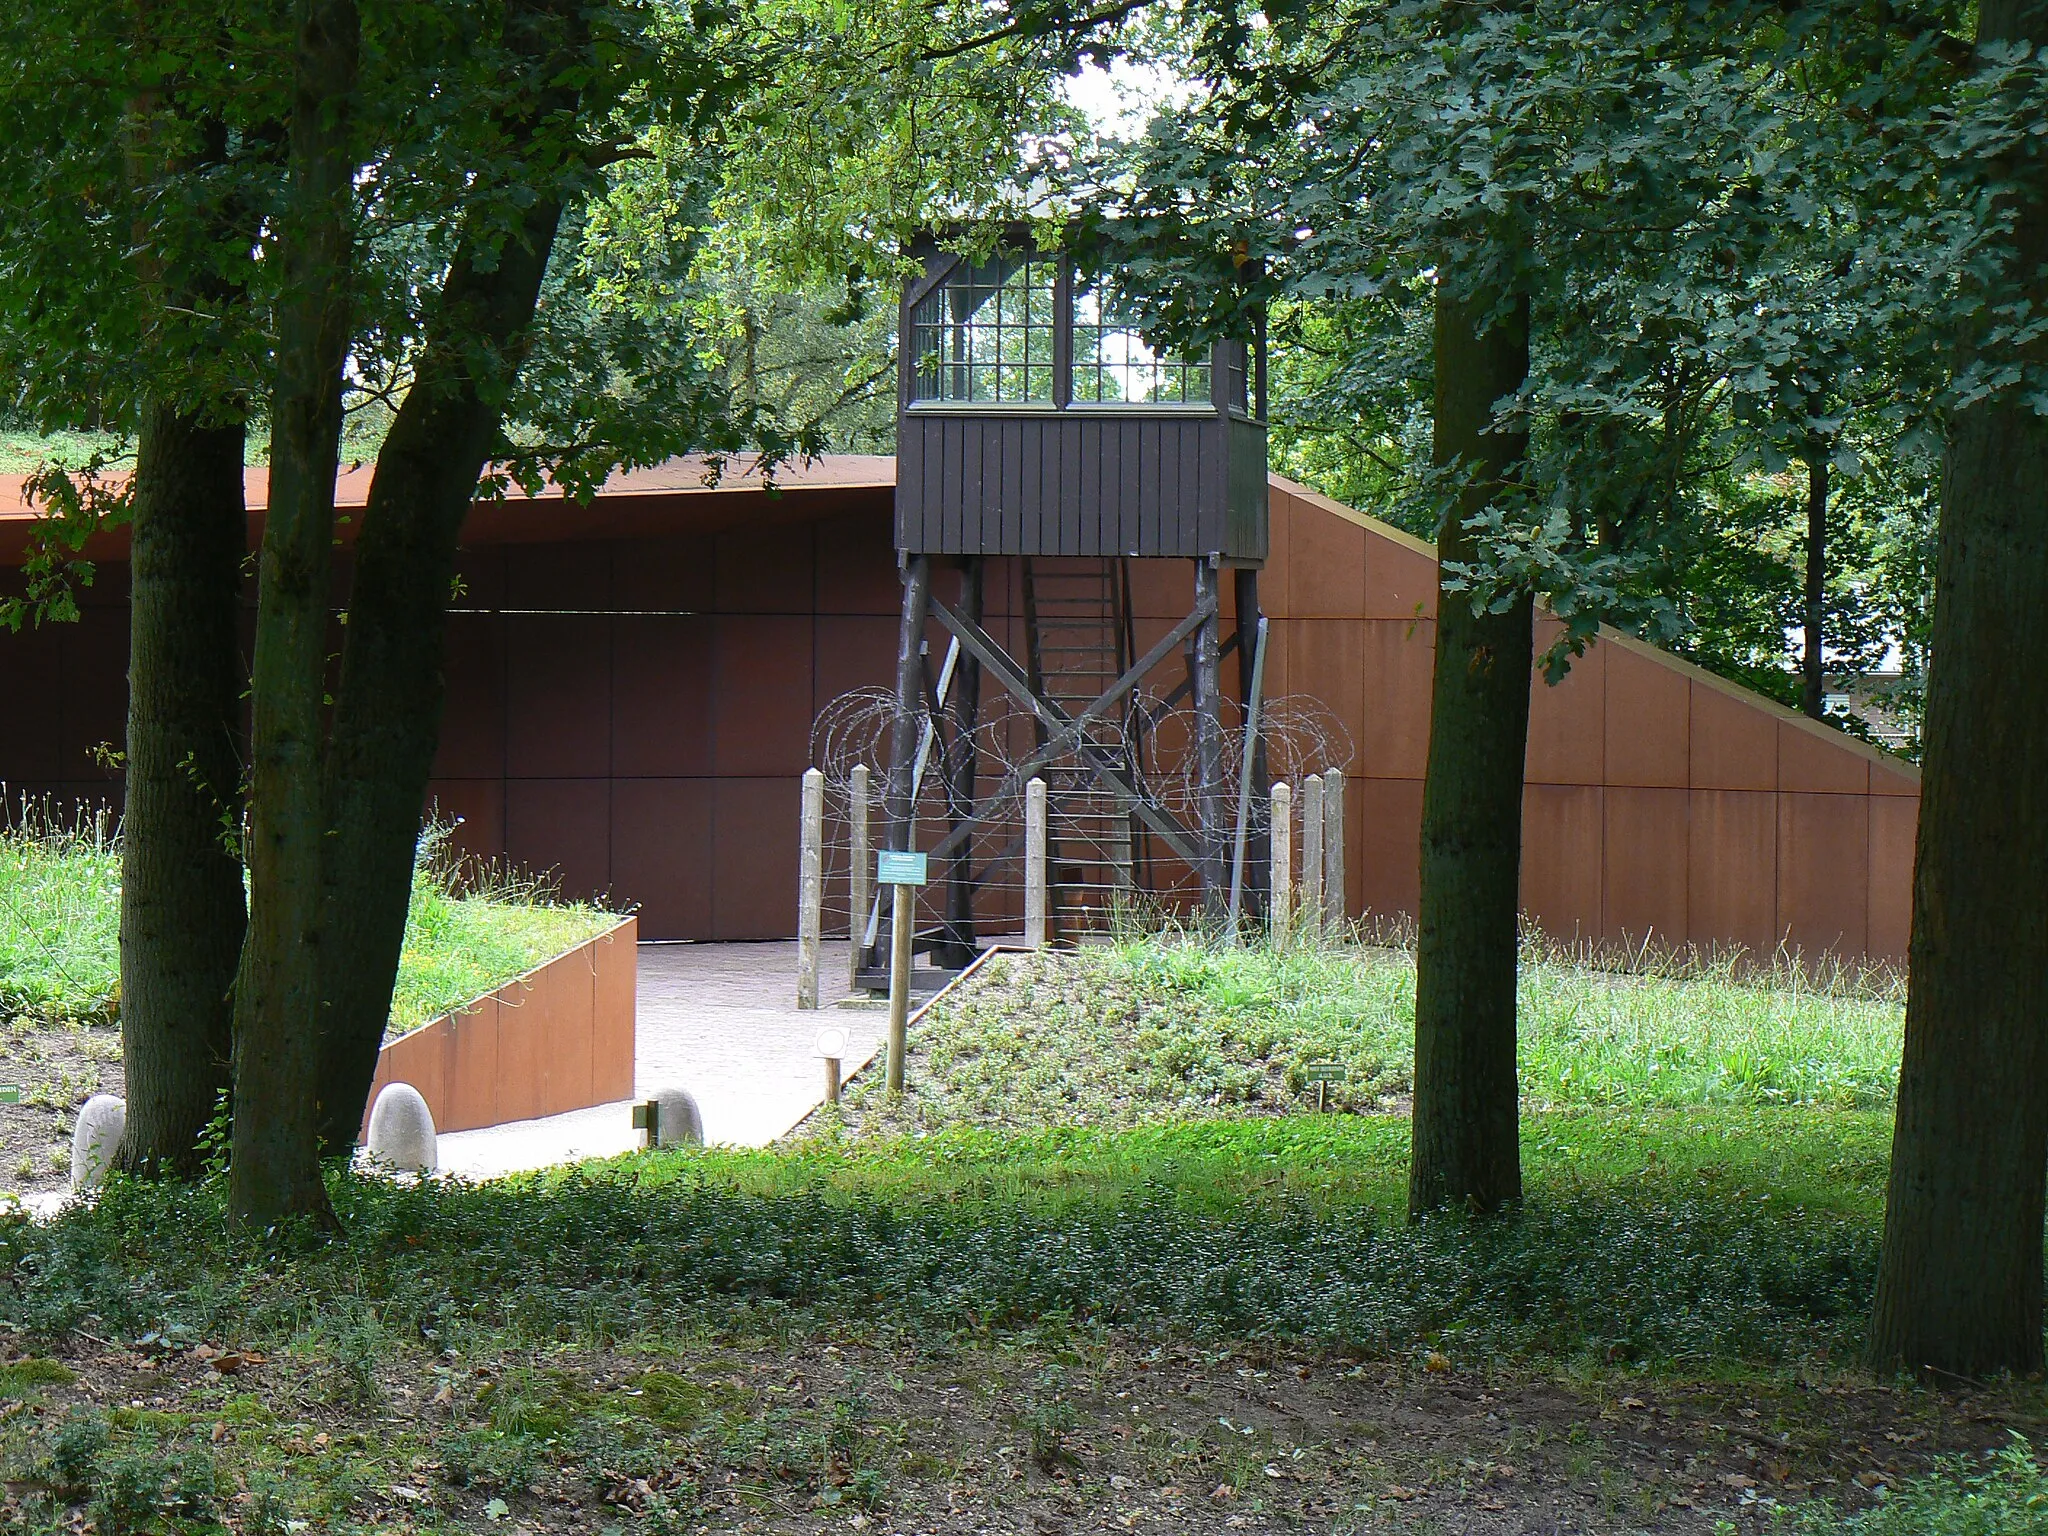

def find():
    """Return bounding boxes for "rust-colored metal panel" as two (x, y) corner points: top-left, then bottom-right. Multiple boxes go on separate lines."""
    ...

(1520, 783), (1604, 943)
(1354, 619), (1434, 780)
(494, 978), (548, 1125)
(1361, 533), (1437, 622)
(1275, 617), (1366, 771)
(712, 615), (815, 778)
(1602, 786), (1689, 948)
(1867, 796), (1917, 962)
(1777, 792), (1869, 959)
(716, 520), (815, 614)
(611, 616), (714, 777)
(1603, 640), (1691, 788)
(535, 949), (596, 1117)
(1261, 487), (1293, 611)
(1526, 628), (1604, 785)
(1689, 680), (1779, 791)
(1123, 555), (1193, 620)
(814, 509), (902, 616)
(1284, 496), (1368, 618)
(1870, 758), (1921, 796)
(59, 618), (130, 782)
(432, 614), (507, 778)
(506, 615), (612, 778)
(0, 625), (64, 781)
(609, 780), (713, 940)
(1354, 775), (1424, 921)
(712, 776), (802, 938)
(504, 778), (612, 902)
(444, 994), (502, 1132)
(813, 614), (899, 715)
(425, 778), (505, 861)
(1778, 719), (1869, 794)
(591, 919), (638, 1103)
(384, 1017), (453, 1135)
(1687, 789), (1778, 955)
(505, 538), (610, 609)
(609, 535), (714, 612)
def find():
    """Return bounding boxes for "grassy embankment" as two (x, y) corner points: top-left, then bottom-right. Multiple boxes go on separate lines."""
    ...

(0, 814), (616, 1038)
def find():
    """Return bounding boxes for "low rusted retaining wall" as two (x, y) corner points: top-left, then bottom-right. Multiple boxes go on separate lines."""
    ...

(364, 916), (638, 1137)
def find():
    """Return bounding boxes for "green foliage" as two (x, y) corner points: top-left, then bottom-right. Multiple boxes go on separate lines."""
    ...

(0, 811), (613, 1036)
(1, 1110), (1892, 1370)
(1783, 1437), (2048, 1534)
(841, 939), (1903, 1134)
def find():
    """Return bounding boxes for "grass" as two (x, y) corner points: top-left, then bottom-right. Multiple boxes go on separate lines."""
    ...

(837, 934), (1905, 1135)
(2, 1111), (1893, 1368)
(0, 811), (617, 1036)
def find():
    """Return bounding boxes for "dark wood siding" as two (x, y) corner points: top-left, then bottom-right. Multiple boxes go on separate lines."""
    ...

(895, 409), (1267, 560)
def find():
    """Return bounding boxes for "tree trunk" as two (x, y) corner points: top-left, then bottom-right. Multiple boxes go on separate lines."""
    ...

(1802, 444), (1828, 721)
(115, 402), (248, 1176)
(313, 193), (568, 1153)
(1409, 269), (1532, 1218)
(230, 0), (358, 1230)
(1867, 0), (2048, 1375)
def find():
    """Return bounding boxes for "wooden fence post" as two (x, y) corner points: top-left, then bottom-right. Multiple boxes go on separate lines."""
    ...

(1024, 776), (1048, 949)
(1323, 766), (1345, 938)
(797, 767), (824, 1008)
(848, 763), (870, 987)
(1301, 774), (1324, 942)
(1270, 781), (1292, 947)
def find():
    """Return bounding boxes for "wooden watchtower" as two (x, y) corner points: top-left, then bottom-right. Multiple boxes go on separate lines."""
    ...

(878, 235), (1270, 968)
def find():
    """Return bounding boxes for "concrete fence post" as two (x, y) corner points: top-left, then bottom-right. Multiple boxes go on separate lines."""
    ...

(1270, 781), (1292, 947)
(848, 763), (870, 986)
(1024, 776), (1048, 949)
(797, 767), (824, 1009)
(1323, 766), (1345, 938)
(1301, 774), (1324, 943)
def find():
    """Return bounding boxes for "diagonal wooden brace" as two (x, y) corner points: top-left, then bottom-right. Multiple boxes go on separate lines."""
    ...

(927, 593), (1211, 869)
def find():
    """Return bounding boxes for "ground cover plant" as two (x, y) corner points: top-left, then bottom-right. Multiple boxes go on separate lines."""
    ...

(830, 936), (1905, 1137)
(0, 1120), (2041, 1534)
(0, 815), (616, 1196)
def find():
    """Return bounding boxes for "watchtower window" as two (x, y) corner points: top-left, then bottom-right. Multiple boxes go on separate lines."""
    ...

(1071, 279), (1211, 406)
(910, 256), (1058, 404)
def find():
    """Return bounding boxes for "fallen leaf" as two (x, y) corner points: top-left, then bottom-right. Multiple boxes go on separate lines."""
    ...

(1424, 1351), (1452, 1373)
(1719, 1473), (1757, 1490)
(208, 1354), (244, 1376)
(1383, 1485), (1420, 1501)
(1619, 1396), (1647, 1410)
(1209, 1483), (1236, 1501)
(484, 1496), (510, 1521)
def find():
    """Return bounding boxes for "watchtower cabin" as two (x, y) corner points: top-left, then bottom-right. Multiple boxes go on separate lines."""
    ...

(868, 236), (1271, 971)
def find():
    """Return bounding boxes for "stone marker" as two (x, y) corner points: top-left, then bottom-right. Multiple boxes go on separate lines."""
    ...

(366, 1083), (439, 1173)
(70, 1094), (126, 1193)
(646, 1086), (705, 1149)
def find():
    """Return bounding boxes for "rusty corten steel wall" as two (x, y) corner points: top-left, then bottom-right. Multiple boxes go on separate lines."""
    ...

(1255, 477), (1921, 964)
(0, 463), (1921, 961)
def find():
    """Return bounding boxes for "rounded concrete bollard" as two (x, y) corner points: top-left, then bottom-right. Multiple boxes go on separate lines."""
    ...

(365, 1083), (439, 1174)
(649, 1087), (704, 1149)
(70, 1094), (126, 1193)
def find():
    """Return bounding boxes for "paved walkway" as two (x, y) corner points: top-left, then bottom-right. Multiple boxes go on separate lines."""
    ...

(434, 940), (882, 1181)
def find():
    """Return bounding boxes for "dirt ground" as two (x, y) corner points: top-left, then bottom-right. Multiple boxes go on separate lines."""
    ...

(0, 1020), (120, 1198)
(2, 1321), (2033, 1534)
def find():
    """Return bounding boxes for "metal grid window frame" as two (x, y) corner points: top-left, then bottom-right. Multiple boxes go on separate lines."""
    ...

(910, 256), (1059, 404)
(1069, 277), (1212, 407)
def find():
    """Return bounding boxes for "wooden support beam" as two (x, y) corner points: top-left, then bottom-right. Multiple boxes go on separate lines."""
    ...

(1191, 559), (1226, 908)
(877, 555), (931, 969)
(937, 559), (983, 969)
(927, 593), (1207, 870)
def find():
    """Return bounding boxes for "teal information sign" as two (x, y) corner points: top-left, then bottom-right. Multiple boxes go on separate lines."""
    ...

(876, 850), (929, 887)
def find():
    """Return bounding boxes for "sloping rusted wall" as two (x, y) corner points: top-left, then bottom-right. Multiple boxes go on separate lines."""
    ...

(0, 460), (1920, 963)
(366, 916), (637, 1135)
(1254, 477), (1921, 963)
